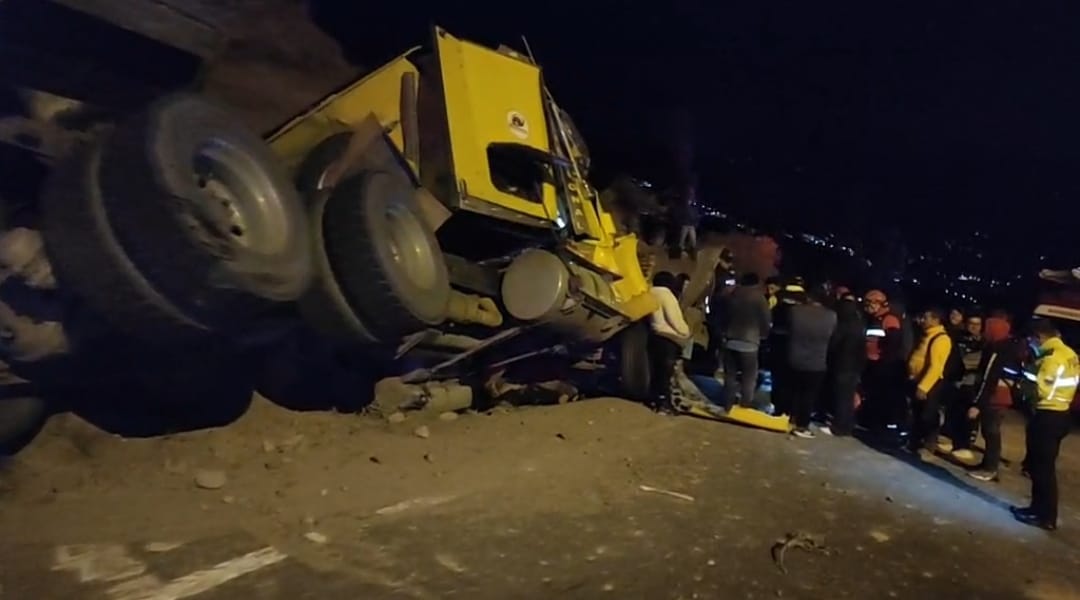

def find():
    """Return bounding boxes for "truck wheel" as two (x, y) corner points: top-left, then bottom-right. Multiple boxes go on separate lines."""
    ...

(0, 396), (47, 455)
(296, 192), (378, 343)
(321, 171), (450, 341)
(41, 138), (211, 341)
(295, 133), (350, 202)
(98, 94), (313, 330)
(618, 321), (652, 401)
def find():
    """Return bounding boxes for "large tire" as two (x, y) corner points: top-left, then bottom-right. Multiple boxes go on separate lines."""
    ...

(41, 138), (211, 341)
(296, 192), (378, 343)
(321, 171), (450, 341)
(295, 133), (350, 202)
(618, 321), (652, 401)
(0, 396), (48, 455)
(98, 94), (312, 330)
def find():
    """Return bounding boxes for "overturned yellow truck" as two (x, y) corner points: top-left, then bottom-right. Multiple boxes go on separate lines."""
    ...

(268, 28), (661, 391)
(0, 10), (670, 420)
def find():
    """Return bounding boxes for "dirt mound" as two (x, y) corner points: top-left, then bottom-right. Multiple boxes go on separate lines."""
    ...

(190, 1), (361, 133)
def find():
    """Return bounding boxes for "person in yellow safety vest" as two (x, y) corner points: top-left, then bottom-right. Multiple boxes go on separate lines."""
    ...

(1011, 319), (1079, 531)
(765, 277), (781, 310)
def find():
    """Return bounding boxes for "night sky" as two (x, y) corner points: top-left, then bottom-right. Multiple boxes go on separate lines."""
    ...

(310, 1), (1080, 263)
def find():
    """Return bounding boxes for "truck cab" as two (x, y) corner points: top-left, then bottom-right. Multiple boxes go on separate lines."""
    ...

(269, 27), (657, 365)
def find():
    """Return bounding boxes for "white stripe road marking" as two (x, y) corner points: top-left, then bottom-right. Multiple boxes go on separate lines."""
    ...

(144, 542), (185, 554)
(53, 544), (149, 584)
(373, 494), (458, 517)
(109, 546), (288, 600)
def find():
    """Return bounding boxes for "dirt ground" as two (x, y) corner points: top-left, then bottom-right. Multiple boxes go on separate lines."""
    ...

(1, 394), (1079, 599)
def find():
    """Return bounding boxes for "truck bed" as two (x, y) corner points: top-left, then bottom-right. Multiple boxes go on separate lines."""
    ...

(0, 0), (221, 108)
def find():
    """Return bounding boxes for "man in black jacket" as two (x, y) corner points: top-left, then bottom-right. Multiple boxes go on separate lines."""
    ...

(767, 278), (806, 416)
(825, 296), (867, 436)
(967, 315), (1019, 481)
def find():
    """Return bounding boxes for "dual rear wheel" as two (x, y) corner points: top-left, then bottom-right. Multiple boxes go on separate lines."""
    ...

(294, 133), (450, 344)
(40, 94), (313, 342)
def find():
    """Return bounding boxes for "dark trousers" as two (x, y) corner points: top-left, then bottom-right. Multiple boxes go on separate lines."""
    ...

(722, 349), (758, 410)
(861, 361), (907, 432)
(790, 369), (826, 429)
(772, 363), (792, 416)
(830, 371), (860, 436)
(979, 407), (1006, 472)
(1026, 410), (1071, 524)
(767, 337), (790, 415)
(814, 373), (833, 421)
(909, 381), (945, 450)
(648, 336), (681, 409)
(946, 386), (977, 449)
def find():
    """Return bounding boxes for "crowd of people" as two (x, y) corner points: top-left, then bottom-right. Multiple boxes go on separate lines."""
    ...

(645, 267), (1079, 532)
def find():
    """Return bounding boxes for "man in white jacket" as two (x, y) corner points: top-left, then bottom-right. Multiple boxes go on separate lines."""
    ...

(648, 272), (691, 410)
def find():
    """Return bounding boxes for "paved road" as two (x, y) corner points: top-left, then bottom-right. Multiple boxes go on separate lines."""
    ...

(2, 402), (1079, 600)
(1, 533), (373, 599)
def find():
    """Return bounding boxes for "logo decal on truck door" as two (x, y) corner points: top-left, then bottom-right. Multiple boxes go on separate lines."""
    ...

(507, 111), (529, 139)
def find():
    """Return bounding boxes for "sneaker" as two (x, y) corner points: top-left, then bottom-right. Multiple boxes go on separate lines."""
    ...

(817, 425), (834, 436)
(936, 440), (954, 454)
(968, 470), (999, 482)
(1011, 505), (1036, 518)
(951, 449), (977, 462)
(792, 428), (816, 439)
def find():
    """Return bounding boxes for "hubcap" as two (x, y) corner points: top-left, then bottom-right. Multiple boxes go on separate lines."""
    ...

(384, 201), (437, 290)
(192, 140), (288, 256)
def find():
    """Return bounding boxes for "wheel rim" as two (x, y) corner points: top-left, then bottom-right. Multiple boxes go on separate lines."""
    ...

(192, 140), (289, 256)
(384, 200), (438, 291)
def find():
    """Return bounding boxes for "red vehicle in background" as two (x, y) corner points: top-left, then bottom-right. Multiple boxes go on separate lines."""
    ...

(1034, 268), (1080, 412)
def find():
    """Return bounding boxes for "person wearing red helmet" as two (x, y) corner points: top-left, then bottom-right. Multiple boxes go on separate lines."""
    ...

(861, 289), (906, 438)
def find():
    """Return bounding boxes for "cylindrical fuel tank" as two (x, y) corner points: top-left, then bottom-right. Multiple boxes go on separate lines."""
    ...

(501, 249), (625, 343)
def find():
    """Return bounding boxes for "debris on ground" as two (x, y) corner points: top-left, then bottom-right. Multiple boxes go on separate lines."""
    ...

(387, 412), (407, 424)
(163, 458), (188, 474)
(372, 495), (458, 517)
(144, 542), (182, 553)
(435, 553), (467, 574)
(406, 382), (473, 414)
(373, 377), (473, 416)
(771, 531), (830, 574)
(193, 469), (227, 490)
(414, 426), (431, 439)
(869, 530), (891, 543)
(638, 484), (695, 502)
(439, 412), (460, 422)
(304, 531), (328, 544)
